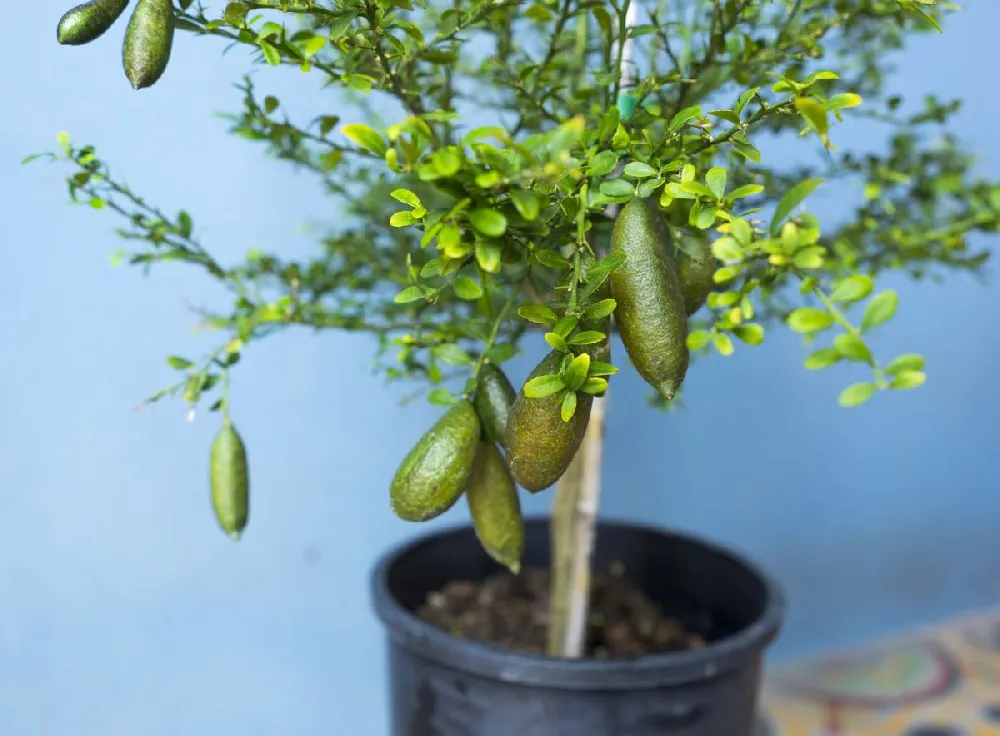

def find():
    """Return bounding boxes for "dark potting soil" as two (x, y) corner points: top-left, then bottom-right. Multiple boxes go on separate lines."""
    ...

(416, 564), (705, 659)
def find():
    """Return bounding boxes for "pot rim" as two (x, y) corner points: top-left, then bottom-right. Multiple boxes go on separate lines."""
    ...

(370, 516), (786, 690)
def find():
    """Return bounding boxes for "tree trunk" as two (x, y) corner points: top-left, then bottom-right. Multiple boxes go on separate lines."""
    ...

(547, 393), (608, 657)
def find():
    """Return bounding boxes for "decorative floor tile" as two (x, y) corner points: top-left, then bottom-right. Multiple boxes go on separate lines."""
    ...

(761, 608), (1000, 735)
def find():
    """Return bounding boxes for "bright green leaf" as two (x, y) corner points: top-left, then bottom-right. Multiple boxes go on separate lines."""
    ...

(624, 161), (656, 179)
(891, 371), (926, 390)
(453, 276), (484, 300)
(839, 382), (877, 407)
(771, 178), (824, 236)
(434, 343), (471, 365)
(733, 324), (764, 345)
(518, 304), (558, 324)
(560, 390), (578, 422)
(829, 275), (874, 303)
(468, 209), (507, 237)
(861, 290), (898, 332)
(563, 353), (590, 391)
(341, 123), (387, 155)
(524, 374), (565, 398)
(705, 168), (727, 199)
(834, 333), (872, 363)
(885, 354), (925, 376)
(787, 307), (834, 333)
(804, 347), (842, 370)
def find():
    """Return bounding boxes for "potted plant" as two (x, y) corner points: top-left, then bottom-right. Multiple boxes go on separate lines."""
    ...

(37, 0), (998, 733)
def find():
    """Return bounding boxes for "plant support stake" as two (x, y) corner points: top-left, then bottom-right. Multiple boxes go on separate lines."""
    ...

(548, 0), (638, 659)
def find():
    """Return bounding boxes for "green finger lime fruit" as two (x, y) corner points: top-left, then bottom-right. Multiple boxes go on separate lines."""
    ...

(57, 0), (130, 45)
(505, 350), (592, 493)
(609, 198), (689, 400)
(210, 418), (249, 541)
(390, 401), (480, 522)
(466, 442), (524, 573)
(673, 232), (717, 316)
(122, 0), (175, 90)
(473, 362), (516, 446)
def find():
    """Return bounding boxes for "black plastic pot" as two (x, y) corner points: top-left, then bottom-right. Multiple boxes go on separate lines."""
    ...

(371, 518), (785, 736)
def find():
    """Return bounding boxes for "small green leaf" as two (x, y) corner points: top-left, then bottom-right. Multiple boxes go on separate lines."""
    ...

(534, 248), (571, 269)
(771, 178), (824, 236)
(705, 168), (727, 199)
(669, 106), (702, 132)
(545, 332), (569, 352)
(567, 330), (606, 346)
(839, 382), (877, 407)
(341, 123), (387, 155)
(475, 240), (502, 274)
(552, 316), (579, 338)
(733, 324), (764, 345)
(588, 150), (619, 176)
(794, 97), (830, 134)
(427, 388), (457, 406)
(524, 374), (565, 398)
(580, 377), (609, 395)
(861, 290), (898, 332)
(259, 41), (281, 66)
(713, 332), (734, 356)
(582, 299), (617, 320)
(167, 356), (194, 370)
(584, 362), (616, 381)
(600, 179), (634, 197)
(885, 354), (925, 376)
(624, 161), (657, 179)
(563, 353), (591, 391)
(834, 333), (872, 363)
(390, 189), (422, 208)
(728, 184), (764, 200)
(686, 331), (713, 350)
(389, 210), (417, 227)
(434, 343), (471, 366)
(518, 304), (558, 324)
(510, 190), (541, 221)
(560, 390), (578, 422)
(804, 347), (842, 370)
(394, 286), (425, 304)
(891, 371), (926, 390)
(787, 307), (834, 333)
(829, 275), (873, 303)
(468, 209), (507, 237)
(827, 93), (863, 111)
(453, 276), (484, 300)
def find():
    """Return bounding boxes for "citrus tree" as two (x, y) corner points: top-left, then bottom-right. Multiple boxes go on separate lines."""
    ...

(36, 0), (997, 657)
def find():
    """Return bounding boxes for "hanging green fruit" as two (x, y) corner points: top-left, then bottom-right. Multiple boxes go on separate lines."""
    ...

(57, 0), (130, 45)
(122, 0), (175, 89)
(466, 442), (524, 573)
(473, 362), (516, 446)
(609, 197), (690, 400)
(505, 350), (592, 493)
(210, 418), (249, 541)
(672, 232), (717, 316)
(390, 400), (480, 522)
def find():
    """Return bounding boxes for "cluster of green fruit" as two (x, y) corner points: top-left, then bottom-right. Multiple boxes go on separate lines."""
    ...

(390, 197), (715, 571)
(56, 0), (175, 89)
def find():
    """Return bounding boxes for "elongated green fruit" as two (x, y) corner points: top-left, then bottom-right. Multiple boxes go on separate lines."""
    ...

(391, 401), (480, 522)
(466, 442), (524, 573)
(505, 350), (592, 493)
(122, 0), (175, 90)
(210, 419), (249, 541)
(609, 198), (689, 400)
(673, 233), (717, 316)
(473, 362), (516, 445)
(58, 0), (130, 45)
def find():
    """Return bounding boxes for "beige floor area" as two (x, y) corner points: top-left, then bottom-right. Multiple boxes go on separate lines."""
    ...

(760, 609), (1000, 735)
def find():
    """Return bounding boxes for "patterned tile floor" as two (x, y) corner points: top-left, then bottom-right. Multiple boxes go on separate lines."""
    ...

(760, 608), (1000, 735)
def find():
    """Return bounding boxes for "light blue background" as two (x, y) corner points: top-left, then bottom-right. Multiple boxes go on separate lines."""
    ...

(4, 4), (999, 734)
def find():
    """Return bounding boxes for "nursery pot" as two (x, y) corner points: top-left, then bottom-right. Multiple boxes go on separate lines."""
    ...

(371, 518), (785, 736)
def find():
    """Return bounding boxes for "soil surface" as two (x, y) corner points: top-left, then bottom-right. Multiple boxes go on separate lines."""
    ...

(416, 564), (705, 659)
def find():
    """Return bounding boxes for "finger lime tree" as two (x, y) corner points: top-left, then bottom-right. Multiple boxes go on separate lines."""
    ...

(38, 0), (998, 659)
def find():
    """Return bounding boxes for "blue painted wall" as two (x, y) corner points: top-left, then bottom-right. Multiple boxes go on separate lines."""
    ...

(3, 4), (998, 733)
